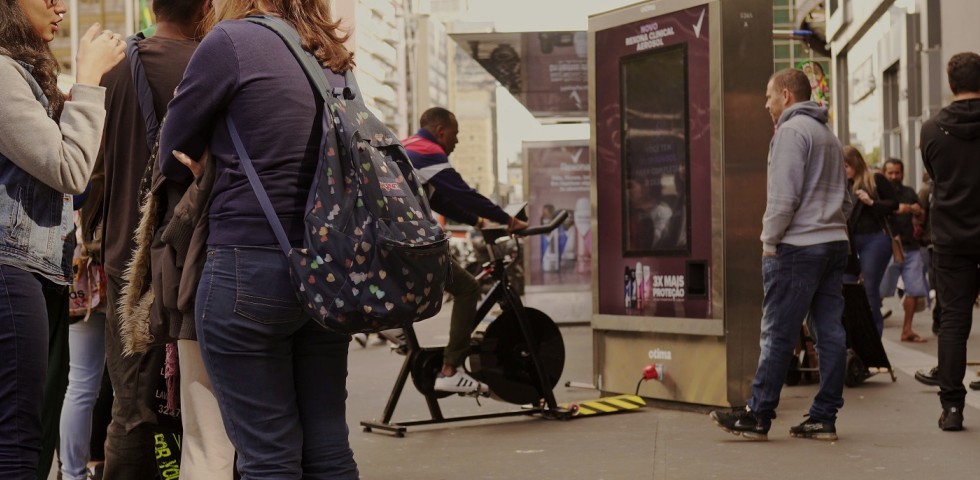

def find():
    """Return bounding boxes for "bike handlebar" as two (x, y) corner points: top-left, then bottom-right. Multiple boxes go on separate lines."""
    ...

(512, 210), (568, 236)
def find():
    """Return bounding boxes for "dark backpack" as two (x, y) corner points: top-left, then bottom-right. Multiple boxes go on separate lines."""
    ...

(227, 16), (450, 334)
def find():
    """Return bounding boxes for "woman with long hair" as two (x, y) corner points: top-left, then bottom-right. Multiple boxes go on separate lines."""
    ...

(0, 0), (124, 476)
(842, 145), (899, 336)
(157, 0), (359, 477)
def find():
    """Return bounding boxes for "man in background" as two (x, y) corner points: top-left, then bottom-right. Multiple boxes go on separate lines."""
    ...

(919, 51), (980, 432)
(878, 158), (929, 344)
(709, 68), (850, 441)
(403, 107), (527, 395)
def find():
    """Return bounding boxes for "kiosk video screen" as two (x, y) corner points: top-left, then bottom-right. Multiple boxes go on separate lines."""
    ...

(620, 44), (690, 256)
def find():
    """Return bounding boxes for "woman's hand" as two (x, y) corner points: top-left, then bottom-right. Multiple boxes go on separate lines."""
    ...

(173, 149), (209, 179)
(75, 24), (126, 87)
(855, 189), (874, 206)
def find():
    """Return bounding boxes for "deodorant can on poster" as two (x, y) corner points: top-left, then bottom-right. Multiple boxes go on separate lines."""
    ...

(624, 266), (632, 308)
(632, 268), (638, 309)
(643, 265), (652, 302)
(635, 262), (644, 309)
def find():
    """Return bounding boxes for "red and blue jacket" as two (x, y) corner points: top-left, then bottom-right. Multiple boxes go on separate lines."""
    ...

(402, 129), (511, 226)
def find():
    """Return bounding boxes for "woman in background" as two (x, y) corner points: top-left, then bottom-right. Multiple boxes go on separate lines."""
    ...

(843, 145), (898, 336)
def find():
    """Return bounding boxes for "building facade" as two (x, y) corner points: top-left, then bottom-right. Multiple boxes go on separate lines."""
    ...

(333, 0), (411, 138)
(51, 0), (135, 87)
(827, 0), (980, 188)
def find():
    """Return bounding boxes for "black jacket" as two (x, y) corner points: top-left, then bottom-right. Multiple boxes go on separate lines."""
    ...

(920, 98), (980, 254)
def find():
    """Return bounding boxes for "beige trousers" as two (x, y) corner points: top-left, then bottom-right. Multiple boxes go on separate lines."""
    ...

(178, 339), (236, 478)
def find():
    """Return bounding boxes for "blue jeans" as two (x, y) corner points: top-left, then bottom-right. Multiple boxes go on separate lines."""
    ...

(197, 246), (358, 479)
(748, 241), (848, 427)
(59, 313), (106, 480)
(845, 232), (892, 336)
(0, 265), (49, 479)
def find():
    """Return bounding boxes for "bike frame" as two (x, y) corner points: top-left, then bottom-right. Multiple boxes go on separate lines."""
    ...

(361, 213), (570, 436)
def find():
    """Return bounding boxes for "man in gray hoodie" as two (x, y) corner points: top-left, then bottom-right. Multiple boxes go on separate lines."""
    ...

(711, 68), (851, 441)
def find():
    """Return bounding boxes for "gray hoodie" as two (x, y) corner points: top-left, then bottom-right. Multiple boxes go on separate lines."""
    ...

(760, 101), (851, 253)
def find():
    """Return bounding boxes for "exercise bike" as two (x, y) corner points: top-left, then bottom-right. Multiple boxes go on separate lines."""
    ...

(361, 205), (574, 436)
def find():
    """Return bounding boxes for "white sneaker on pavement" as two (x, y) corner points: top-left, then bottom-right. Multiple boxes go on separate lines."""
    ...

(434, 370), (490, 395)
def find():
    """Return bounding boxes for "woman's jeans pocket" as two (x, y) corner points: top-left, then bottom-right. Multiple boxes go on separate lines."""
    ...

(230, 247), (306, 325)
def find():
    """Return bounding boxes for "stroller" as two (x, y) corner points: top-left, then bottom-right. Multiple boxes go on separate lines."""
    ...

(786, 282), (897, 387)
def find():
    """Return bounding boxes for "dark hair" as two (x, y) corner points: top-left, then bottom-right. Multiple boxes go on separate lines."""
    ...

(0, 0), (65, 120)
(154, 0), (207, 23)
(419, 107), (455, 130)
(947, 52), (980, 95)
(883, 158), (904, 171)
(770, 68), (812, 104)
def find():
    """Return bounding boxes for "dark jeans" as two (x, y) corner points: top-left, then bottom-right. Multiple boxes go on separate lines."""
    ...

(845, 231), (892, 336)
(0, 265), (51, 479)
(443, 259), (482, 367)
(933, 252), (980, 410)
(103, 274), (159, 480)
(748, 242), (848, 426)
(38, 280), (69, 480)
(197, 246), (358, 479)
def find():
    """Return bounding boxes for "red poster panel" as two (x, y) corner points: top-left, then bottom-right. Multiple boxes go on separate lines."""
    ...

(524, 141), (592, 288)
(594, 4), (712, 318)
(522, 32), (589, 118)
(450, 31), (589, 120)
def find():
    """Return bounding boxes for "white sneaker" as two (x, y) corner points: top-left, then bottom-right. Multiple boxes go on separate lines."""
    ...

(434, 370), (490, 395)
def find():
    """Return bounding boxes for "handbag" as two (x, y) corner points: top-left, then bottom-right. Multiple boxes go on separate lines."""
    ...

(890, 235), (905, 263)
(883, 222), (904, 263)
(68, 216), (107, 320)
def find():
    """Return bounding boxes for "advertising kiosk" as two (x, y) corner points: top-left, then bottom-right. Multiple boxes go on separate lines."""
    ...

(589, 0), (774, 406)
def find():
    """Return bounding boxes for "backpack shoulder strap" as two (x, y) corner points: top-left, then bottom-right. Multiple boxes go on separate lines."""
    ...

(125, 32), (160, 152)
(243, 16), (355, 101)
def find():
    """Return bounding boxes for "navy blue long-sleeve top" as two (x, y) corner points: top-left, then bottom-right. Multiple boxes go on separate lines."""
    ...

(158, 20), (343, 246)
(402, 129), (511, 226)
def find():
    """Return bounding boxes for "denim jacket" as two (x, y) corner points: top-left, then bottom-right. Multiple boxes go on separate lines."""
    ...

(0, 59), (74, 284)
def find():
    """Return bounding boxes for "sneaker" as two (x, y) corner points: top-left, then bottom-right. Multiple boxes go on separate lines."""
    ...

(939, 407), (964, 431)
(709, 408), (768, 441)
(914, 366), (940, 387)
(789, 417), (838, 441)
(87, 462), (104, 480)
(434, 370), (490, 395)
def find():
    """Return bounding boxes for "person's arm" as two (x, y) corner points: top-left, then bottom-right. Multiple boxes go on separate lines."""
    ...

(0, 58), (106, 194)
(426, 168), (512, 225)
(158, 26), (239, 186)
(759, 126), (807, 254)
(427, 189), (479, 225)
(869, 173), (898, 217)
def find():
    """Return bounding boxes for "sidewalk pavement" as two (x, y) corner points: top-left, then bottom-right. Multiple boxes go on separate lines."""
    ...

(52, 290), (978, 479)
(348, 291), (980, 479)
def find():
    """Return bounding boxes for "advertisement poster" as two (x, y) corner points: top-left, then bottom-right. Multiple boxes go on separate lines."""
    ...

(524, 141), (592, 288)
(522, 32), (589, 118)
(593, 4), (712, 318)
(451, 31), (588, 120)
